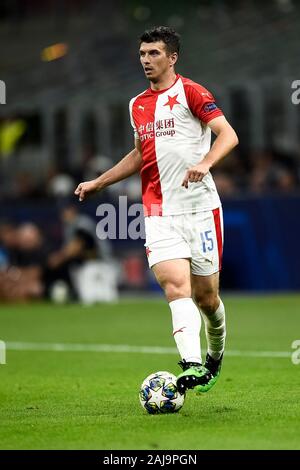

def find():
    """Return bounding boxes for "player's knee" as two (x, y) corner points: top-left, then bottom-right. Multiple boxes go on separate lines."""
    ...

(163, 282), (191, 303)
(194, 291), (219, 315)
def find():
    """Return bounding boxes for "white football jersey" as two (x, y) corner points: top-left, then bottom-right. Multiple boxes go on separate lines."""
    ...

(129, 74), (223, 216)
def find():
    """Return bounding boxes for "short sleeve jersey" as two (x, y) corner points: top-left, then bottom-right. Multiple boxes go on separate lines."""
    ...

(129, 74), (223, 216)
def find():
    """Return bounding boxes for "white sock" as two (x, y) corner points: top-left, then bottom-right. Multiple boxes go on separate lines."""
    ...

(200, 299), (226, 361)
(169, 297), (202, 364)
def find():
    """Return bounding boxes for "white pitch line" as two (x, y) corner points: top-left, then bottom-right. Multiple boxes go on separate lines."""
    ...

(5, 342), (290, 358)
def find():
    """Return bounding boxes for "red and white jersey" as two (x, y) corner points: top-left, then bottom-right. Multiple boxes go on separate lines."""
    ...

(129, 74), (223, 216)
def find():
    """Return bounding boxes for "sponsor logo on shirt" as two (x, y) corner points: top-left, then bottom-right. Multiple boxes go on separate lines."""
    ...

(203, 102), (217, 113)
(138, 119), (176, 142)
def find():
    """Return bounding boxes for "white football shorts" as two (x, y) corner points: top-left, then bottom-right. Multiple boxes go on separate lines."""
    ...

(144, 208), (223, 276)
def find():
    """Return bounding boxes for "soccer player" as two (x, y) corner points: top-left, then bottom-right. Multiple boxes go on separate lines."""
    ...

(75, 26), (238, 394)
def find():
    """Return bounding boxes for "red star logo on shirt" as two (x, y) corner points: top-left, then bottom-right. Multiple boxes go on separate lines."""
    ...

(163, 94), (180, 111)
(145, 247), (152, 257)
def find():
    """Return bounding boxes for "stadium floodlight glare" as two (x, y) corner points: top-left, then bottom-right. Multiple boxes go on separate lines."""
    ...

(41, 43), (68, 62)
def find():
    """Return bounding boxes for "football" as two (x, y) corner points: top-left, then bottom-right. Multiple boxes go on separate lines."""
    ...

(139, 370), (185, 414)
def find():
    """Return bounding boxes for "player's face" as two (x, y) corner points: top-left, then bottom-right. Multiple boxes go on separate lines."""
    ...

(139, 41), (174, 82)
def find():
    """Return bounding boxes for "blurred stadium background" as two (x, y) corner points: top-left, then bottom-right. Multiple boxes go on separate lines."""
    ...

(0, 0), (300, 298)
(0, 0), (300, 301)
(1, 0), (300, 451)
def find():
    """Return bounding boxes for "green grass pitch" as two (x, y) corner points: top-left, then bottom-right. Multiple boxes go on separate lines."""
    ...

(0, 295), (299, 450)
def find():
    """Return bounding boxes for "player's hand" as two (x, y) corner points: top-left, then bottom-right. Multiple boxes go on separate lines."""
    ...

(181, 162), (211, 189)
(74, 179), (99, 201)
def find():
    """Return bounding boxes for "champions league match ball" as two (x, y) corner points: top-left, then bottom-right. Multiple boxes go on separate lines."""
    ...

(139, 371), (185, 414)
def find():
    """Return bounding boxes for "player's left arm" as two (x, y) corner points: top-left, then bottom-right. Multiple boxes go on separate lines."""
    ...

(182, 116), (238, 188)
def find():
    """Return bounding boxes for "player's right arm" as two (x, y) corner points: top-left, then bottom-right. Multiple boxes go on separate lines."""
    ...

(74, 139), (142, 202)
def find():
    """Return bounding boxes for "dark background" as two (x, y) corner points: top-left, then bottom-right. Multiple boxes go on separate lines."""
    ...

(0, 0), (299, 294)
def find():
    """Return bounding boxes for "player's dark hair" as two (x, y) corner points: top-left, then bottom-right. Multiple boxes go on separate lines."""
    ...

(139, 26), (180, 56)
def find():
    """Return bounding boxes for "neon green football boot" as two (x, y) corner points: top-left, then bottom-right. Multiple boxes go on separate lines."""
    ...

(176, 360), (213, 394)
(176, 354), (223, 394)
(204, 353), (223, 384)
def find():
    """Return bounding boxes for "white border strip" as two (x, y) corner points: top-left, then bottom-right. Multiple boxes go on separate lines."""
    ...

(5, 342), (290, 358)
